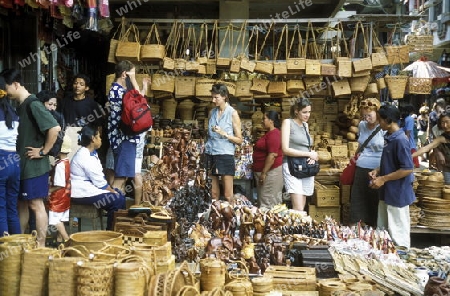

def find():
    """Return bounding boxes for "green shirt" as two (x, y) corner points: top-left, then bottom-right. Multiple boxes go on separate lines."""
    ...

(17, 95), (59, 180)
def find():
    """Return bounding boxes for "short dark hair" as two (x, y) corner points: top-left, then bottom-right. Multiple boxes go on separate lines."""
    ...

(0, 68), (22, 85)
(77, 125), (99, 147)
(36, 90), (57, 103)
(378, 105), (400, 124)
(73, 74), (91, 87)
(438, 113), (450, 130)
(210, 83), (229, 101)
(290, 97), (311, 118)
(115, 60), (135, 79)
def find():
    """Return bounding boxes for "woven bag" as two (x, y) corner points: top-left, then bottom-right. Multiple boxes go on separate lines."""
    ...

(305, 22), (321, 76)
(332, 79), (351, 97)
(151, 72), (175, 93)
(286, 79), (305, 93)
(376, 76), (387, 89)
(267, 81), (287, 95)
(195, 78), (216, 97)
(254, 22), (274, 74)
(216, 80), (236, 96)
(321, 63), (337, 76)
(115, 24), (141, 62)
(235, 80), (253, 98)
(351, 22), (373, 72)
(350, 75), (370, 93)
(19, 247), (60, 296)
(163, 22), (179, 70)
(115, 256), (152, 296)
(287, 24), (305, 73)
(303, 76), (322, 90)
(76, 261), (115, 296)
(408, 77), (432, 94)
(108, 21), (125, 64)
(371, 31), (388, 68)
(385, 75), (408, 99)
(250, 77), (269, 94)
(175, 76), (196, 98)
(406, 34), (433, 53)
(105, 73), (115, 95)
(48, 246), (87, 296)
(273, 25), (288, 75)
(140, 23), (166, 61)
(216, 24), (232, 68)
(364, 82), (379, 97)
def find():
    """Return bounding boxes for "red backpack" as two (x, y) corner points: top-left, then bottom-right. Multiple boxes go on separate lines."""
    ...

(120, 89), (153, 135)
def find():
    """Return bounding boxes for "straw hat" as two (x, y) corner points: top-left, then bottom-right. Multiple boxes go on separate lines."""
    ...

(60, 134), (72, 154)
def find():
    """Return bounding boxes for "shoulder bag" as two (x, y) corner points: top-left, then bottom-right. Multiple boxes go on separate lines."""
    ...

(340, 125), (381, 185)
(287, 121), (320, 179)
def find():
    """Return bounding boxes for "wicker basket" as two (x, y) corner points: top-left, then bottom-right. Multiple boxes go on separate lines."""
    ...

(115, 24), (141, 62)
(250, 78), (269, 94)
(19, 247), (60, 296)
(162, 97), (178, 119)
(195, 78), (216, 97)
(0, 238), (34, 296)
(406, 35), (434, 53)
(177, 99), (195, 120)
(152, 73), (175, 93)
(69, 230), (123, 252)
(140, 23), (166, 61)
(115, 256), (151, 296)
(408, 77), (432, 94)
(385, 75), (409, 99)
(175, 76), (196, 98)
(350, 75), (370, 93)
(200, 258), (226, 292)
(76, 261), (115, 296)
(385, 44), (409, 64)
(48, 247), (86, 296)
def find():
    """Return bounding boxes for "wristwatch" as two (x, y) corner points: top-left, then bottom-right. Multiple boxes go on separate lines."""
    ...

(39, 149), (46, 157)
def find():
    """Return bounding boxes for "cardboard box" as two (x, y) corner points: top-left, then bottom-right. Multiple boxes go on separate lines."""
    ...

(309, 205), (341, 222)
(313, 185), (340, 207)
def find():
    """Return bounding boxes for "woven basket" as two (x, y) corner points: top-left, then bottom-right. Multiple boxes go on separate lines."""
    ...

(115, 256), (151, 296)
(250, 78), (269, 94)
(141, 23), (166, 62)
(177, 99), (195, 120)
(385, 75), (408, 99)
(371, 52), (388, 68)
(267, 81), (286, 95)
(48, 247), (85, 296)
(76, 261), (115, 296)
(385, 45), (409, 64)
(407, 35), (433, 53)
(332, 79), (351, 98)
(69, 230), (123, 252)
(162, 97), (178, 119)
(195, 78), (216, 97)
(200, 258), (226, 292)
(175, 76), (196, 98)
(286, 79), (305, 93)
(337, 58), (352, 78)
(151, 73), (175, 93)
(165, 261), (196, 296)
(408, 77), (432, 94)
(240, 57), (256, 73)
(321, 63), (337, 76)
(0, 239), (33, 296)
(108, 39), (119, 64)
(115, 24), (141, 62)
(364, 83), (378, 97)
(19, 247), (60, 296)
(254, 61), (273, 75)
(376, 77), (387, 90)
(235, 80), (252, 98)
(350, 75), (370, 93)
(216, 80), (236, 96)
(176, 286), (200, 296)
(305, 59), (321, 75)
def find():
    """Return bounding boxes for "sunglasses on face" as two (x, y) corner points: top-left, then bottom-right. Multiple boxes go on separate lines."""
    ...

(359, 101), (378, 107)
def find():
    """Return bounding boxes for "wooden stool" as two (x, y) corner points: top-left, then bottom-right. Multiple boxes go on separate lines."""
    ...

(69, 204), (104, 234)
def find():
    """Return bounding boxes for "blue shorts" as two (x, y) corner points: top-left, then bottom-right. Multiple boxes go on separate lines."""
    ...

(20, 173), (49, 200)
(206, 154), (235, 176)
(114, 140), (137, 178)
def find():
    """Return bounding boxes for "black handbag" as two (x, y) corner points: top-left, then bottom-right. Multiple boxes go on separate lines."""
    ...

(287, 121), (320, 179)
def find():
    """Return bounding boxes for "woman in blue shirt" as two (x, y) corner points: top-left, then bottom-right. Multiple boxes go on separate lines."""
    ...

(0, 90), (21, 235)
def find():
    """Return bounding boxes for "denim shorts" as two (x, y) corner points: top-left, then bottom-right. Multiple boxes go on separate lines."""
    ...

(114, 140), (137, 178)
(206, 154), (235, 176)
(20, 173), (49, 200)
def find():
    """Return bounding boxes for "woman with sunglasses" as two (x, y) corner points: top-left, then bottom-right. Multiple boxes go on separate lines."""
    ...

(413, 113), (450, 185)
(350, 98), (385, 228)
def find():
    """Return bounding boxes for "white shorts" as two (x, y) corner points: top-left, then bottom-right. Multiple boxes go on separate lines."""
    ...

(135, 157), (143, 174)
(282, 162), (315, 196)
(49, 209), (70, 225)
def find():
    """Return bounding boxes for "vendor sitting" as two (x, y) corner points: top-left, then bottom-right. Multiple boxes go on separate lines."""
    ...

(70, 125), (125, 230)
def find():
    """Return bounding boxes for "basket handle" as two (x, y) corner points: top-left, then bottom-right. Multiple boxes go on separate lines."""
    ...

(218, 23), (232, 59)
(60, 245), (90, 258)
(179, 261), (197, 286)
(352, 21), (369, 57)
(143, 23), (162, 45)
(231, 21), (246, 58)
(242, 24), (257, 58)
(257, 21), (273, 60)
(337, 21), (349, 58)
(287, 24), (303, 59)
(274, 24), (288, 61)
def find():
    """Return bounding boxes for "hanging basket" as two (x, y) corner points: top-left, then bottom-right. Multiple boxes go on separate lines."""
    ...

(408, 77), (433, 94)
(385, 75), (409, 99)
